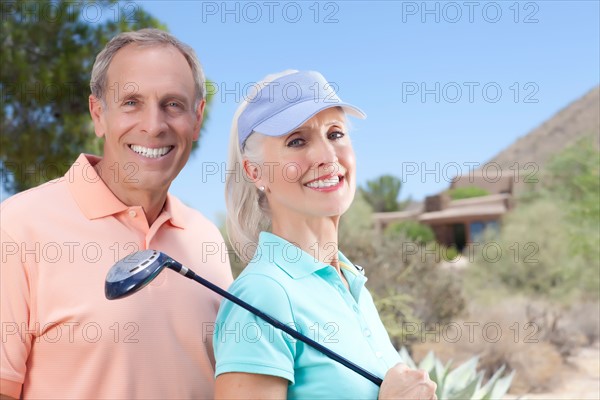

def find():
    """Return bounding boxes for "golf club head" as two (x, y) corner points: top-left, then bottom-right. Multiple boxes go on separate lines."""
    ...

(105, 250), (171, 300)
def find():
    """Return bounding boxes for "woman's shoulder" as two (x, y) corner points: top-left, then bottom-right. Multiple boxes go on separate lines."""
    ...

(229, 261), (291, 299)
(217, 264), (296, 324)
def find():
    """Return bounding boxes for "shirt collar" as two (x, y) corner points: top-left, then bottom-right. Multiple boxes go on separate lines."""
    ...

(66, 154), (184, 228)
(67, 154), (128, 220)
(253, 232), (358, 280)
(162, 194), (186, 229)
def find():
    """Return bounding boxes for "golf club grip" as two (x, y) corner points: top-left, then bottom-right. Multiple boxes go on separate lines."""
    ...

(185, 269), (384, 387)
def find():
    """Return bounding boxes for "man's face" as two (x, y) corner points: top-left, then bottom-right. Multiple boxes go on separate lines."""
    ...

(90, 44), (204, 193)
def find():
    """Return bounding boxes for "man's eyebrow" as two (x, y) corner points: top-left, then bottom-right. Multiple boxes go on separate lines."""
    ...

(114, 92), (141, 104)
(161, 93), (193, 104)
(122, 92), (141, 99)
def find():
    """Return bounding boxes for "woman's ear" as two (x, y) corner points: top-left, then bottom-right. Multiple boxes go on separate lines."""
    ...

(243, 159), (264, 189)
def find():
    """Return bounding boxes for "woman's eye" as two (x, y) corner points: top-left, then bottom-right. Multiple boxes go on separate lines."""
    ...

(329, 131), (345, 140)
(287, 138), (305, 147)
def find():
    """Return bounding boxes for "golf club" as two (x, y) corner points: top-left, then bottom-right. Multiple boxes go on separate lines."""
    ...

(105, 250), (383, 387)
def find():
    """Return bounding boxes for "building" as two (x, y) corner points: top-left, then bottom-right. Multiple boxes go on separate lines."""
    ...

(373, 169), (531, 251)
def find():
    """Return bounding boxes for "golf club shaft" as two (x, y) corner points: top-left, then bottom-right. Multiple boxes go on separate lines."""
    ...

(178, 266), (383, 387)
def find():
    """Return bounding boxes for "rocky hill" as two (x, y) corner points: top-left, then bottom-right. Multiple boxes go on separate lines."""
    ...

(486, 86), (599, 170)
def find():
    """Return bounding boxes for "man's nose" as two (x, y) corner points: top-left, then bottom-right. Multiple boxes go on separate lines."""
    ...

(140, 104), (167, 136)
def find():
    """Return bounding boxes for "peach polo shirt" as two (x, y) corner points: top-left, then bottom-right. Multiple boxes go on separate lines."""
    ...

(1, 154), (233, 399)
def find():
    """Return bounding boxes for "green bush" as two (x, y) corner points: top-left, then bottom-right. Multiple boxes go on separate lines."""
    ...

(441, 245), (459, 261)
(466, 138), (600, 305)
(384, 221), (435, 244)
(338, 192), (467, 348)
(353, 238), (466, 347)
(448, 186), (489, 200)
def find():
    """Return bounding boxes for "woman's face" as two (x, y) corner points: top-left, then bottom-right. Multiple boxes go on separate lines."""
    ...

(253, 107), (356, 222)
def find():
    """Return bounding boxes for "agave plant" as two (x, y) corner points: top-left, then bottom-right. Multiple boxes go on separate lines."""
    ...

(398, 347), (515, 400)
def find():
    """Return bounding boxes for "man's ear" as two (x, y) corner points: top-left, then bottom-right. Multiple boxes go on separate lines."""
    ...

(193, 99), (206, 141)
(89, 95), (106, 138)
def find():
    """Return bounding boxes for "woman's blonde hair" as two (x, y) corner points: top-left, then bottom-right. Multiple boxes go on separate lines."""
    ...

(225, 70), (299, 263)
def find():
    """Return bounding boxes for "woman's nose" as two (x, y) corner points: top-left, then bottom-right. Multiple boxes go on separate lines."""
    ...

(311, 137), (338, 167)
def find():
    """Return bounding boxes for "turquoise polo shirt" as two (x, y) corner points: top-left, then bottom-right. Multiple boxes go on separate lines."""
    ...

(214, 232), (401, 399)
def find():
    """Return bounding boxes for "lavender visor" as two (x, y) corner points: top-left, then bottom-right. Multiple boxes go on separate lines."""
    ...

(237, 71), (366, 148)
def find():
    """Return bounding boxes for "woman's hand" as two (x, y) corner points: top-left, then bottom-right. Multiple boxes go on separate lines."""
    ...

(378, 363), (437, 400)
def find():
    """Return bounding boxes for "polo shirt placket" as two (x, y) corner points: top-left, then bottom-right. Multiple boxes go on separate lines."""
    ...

(321, 261), (392, 371)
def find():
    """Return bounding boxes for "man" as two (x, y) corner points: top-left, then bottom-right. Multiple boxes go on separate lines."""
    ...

(1, 29), (233, 399)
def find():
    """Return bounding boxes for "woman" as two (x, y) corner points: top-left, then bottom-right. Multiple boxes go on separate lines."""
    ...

(214, 70), (437, 399)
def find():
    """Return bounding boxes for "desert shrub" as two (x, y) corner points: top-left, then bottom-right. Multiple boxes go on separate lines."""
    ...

(340, 192), (467, 348)
(507, 341), (563, 394)
(543, 136), (600, 300)
(384, 220), (435, 244)
(448, 186), (490, 200)
(468, 199), (582, 303)
(521, 300), (590, 358)
(412, 297), (564, 395)
(466, 138), (600, 306)
(560, 301), (600, 346)
(342, 237), (466, 347)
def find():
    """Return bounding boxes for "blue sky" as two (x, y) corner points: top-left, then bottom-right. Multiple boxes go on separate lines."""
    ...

(144, 0), (599, 224)
(5, 1), (599, 224)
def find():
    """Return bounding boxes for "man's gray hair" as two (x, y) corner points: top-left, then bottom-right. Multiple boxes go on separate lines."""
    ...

(90, 28), (205, 104)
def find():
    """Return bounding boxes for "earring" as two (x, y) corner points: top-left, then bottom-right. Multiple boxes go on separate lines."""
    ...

(258, 186), (265, 192)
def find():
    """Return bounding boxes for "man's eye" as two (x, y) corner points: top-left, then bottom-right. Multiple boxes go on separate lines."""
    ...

(124, 100), (136, 106)
(167, 102), (181, 108)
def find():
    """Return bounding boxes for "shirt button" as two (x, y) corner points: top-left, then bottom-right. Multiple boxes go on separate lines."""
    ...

(129, 210), (137, 218)
(364, 329), (371, 337)
(375, 351), (382, 359)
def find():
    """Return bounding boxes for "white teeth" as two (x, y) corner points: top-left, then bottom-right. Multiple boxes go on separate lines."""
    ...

(306, 175), (341, 189)
(130, 145), (172, 158)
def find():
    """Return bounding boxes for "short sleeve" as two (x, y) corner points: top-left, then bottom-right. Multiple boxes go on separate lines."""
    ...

(213, 273), (296, 383)
(1, 229), (32, 398)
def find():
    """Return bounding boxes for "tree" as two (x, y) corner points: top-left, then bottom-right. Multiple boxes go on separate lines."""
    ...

(1, 0), (208, 194)
(359, 174), (402, 212)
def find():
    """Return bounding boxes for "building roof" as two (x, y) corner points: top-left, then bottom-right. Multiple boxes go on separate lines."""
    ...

(418, 202), (507, 224)
(372, 193), (511, 226)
